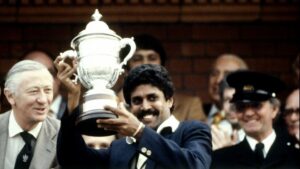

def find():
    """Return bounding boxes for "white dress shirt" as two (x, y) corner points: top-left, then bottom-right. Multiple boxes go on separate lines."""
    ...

(246, 130), (276, 158)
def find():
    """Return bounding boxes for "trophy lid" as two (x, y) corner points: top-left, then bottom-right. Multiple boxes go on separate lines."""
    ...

(71, 9), (121, 48)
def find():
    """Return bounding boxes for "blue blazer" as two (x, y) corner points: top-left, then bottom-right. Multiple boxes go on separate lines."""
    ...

(57, 108), (212, 169)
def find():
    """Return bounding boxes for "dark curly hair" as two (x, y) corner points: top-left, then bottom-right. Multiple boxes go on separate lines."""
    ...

(134, 34), (166, 66)
(123, 64), (174, 106)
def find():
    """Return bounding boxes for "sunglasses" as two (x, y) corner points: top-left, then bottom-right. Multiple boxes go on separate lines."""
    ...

(283, 108), (299, 116)
(232, 102), (263, 113)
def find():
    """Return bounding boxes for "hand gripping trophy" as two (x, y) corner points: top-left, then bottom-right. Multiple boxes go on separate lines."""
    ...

(60, 9), (136, 136)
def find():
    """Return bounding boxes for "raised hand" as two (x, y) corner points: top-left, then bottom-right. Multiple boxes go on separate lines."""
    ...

(54, 55), (81, 113)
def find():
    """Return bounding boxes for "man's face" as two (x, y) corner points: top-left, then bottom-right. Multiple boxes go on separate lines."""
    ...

(6, 70), (54, 124)
(24, 51), (60, 98)
(128, 49), (161, 69)
(284, 90), (299, 139)
(209, 57), (243, 106)
(234, 101), (278, 140)
(130, 84), (173, 129)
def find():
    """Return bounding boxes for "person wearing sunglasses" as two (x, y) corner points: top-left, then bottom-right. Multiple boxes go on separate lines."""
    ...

(211, 71), (299, 169)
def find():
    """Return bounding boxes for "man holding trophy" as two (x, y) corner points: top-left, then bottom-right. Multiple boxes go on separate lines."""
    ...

(55, 59), (211, 169)
(55, 10), (211, 169)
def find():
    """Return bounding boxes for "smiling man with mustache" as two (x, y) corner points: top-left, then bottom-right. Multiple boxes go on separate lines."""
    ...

(55, 60), (212, 169)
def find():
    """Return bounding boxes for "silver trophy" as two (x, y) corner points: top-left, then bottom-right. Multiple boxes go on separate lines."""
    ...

(60, 9), (136, 136)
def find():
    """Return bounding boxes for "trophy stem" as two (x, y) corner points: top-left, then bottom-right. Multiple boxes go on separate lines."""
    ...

(76, 88), (118, 136)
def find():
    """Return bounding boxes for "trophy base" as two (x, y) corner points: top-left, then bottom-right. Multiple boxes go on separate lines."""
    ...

(76, 109), (117, 136)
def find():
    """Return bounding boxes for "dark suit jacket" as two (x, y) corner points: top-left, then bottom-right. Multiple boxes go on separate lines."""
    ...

(57, 107), (212, 169)
(211, 136), (300, 169)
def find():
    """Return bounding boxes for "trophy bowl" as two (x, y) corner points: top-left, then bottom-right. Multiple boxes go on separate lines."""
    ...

(60, 9), (136, 136)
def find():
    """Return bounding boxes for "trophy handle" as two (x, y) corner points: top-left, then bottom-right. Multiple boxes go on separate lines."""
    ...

(59, 50), (80, 84)
(106, 38), (136, 89)
(119, 37), (136, 68)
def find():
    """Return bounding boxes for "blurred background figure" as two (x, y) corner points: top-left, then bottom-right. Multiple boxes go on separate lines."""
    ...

(204, 54), (248, 124)
(284, 88), (299, 145)
(118, 33), (206, 122)
(22, 49), (67, 119)
(82, 135), (117, 150)
(211, 78), (245, 150)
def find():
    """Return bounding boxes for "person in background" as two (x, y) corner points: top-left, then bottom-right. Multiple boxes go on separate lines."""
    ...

(211, 71), (299, 169)
(203, 53), (248, 125)
(211, 79), (245, 150)
(283, 88), (299, 148)
(54, 57), (212, 169)
(82, 135), (117, 150)
(118, 33), (206, 122)
(23, 49), (67, 119)
(0, 60), (60, 169)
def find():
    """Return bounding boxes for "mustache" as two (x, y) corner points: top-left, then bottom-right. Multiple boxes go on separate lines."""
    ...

(137, 109), (159, 119)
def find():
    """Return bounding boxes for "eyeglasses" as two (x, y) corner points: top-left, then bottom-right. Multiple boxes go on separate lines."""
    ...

(231, 102), (263, 113)
(283, 108), (299, 116)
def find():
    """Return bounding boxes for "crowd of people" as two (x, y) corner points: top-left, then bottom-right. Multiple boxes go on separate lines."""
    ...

(0, 33), (299, 169)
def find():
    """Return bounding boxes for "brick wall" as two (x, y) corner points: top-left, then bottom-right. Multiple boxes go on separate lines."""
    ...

(0, 21), (299, 110)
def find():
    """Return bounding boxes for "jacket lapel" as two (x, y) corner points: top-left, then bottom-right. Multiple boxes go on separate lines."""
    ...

(262, 137), (286, 168)
(0, 112), (10, 169)
(235, 139), (258, 167)
(30, 118), (58, 169)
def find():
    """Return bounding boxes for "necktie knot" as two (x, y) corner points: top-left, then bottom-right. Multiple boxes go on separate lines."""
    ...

(254, 142), (264, 164)
(20, 131), (35, 146)
(255, 142), (264, 150)
(160, 127), (172, 136)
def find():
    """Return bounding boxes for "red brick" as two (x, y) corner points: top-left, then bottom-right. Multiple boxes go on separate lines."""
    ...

(164, 42), (182, 59)
(0, 25), (22, 41)
(0, 59), (18, 74)
(246, 57), (290, 73)
(193, 58), (214, 73)
(240, 24), (290, 41)
(229, 42), (253, 57)
(166, 24), (194, 41)
(168, 59), (192, 73)
(170, 74), (183, 90)
(23, 25), (72, 41)
(192, 24), (239, 41)
(252, 42), (276, 57)
(184, 74), (207, 90)
(181, 42), (205, 57)
(205, 42), (228, 57)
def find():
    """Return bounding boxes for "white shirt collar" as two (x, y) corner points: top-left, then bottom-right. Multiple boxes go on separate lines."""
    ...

(9, 110), (42, 139)
(246, 130), (276, 157)
(156, 115), (180, 134)
(50, 95), (62, 116)
(126, 115), (180, 145)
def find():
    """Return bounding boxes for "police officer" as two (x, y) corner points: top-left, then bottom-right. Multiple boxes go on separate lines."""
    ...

(211, 71), (299, 169)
